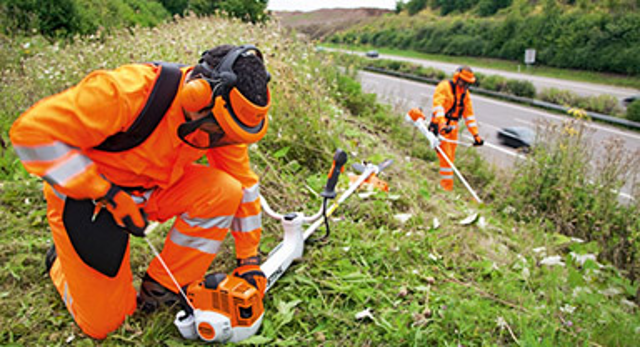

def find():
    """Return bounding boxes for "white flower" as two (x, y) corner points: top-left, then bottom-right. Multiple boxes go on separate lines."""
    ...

(355, 308), (374, 321)
(540, 255), (565, 267)
(394, 213), (412, 223)
(533, 247), (546, 254)
(496, 316), (507, 329)
(559, 304), (576, 314)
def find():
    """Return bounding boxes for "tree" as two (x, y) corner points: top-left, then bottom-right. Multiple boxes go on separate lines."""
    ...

(406, 0), (428, 15)
(158, 0), (188, 16)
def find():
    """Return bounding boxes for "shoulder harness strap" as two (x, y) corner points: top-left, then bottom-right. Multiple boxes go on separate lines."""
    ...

(445, 80), (466, 125)
(94, 62), (184, 152)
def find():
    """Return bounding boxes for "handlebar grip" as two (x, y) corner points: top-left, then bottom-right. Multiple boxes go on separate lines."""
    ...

(321, 149), (348, 199)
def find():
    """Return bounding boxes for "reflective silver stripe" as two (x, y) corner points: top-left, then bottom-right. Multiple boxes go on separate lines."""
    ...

(169, 227), (222, 254)
(231, 213), (262, 233)
(433, 106), (445, 112)
(465, 116), (476, 121)
(440, 168), (453, 173)
(440, 174), (454, 180)
(63, 282), (75, 319)
(44, 153), (93, 186)
(51, 187), (67, 201)
(14, 141), (72, 163)
(467, 122), (478, 128)
(242, 184), (260, 203)
(182, 213), (233, 229)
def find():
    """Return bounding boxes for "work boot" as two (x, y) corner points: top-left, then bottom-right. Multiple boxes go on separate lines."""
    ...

(45, 244), (57, 274)
(138, 273), (180, 313)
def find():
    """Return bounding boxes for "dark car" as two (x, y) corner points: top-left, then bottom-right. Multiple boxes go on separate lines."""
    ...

(365, 50), (379, 58)
(497, 126), (535, 151)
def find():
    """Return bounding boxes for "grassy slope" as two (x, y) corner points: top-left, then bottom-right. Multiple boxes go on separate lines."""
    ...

(0, 16), (638, 346)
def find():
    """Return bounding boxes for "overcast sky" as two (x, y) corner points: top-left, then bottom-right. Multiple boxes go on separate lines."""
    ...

(267, 0), (397, 12)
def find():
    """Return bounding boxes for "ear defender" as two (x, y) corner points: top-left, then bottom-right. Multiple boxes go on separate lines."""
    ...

(180, 78), (213, 113)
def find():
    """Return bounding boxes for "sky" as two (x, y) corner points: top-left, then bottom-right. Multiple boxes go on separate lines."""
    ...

(267, 0), (397, 12)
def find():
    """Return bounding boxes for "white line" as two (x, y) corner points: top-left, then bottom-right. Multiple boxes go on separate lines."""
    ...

(462, 135), (525, 159)
(514, 118), (533, 126)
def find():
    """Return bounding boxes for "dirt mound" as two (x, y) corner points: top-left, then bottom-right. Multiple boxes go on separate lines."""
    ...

(273, 8), (392, 39)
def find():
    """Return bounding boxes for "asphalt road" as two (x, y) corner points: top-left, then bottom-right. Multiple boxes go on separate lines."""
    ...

(357, 70), (640, 201)
(330, 48), (639, 102)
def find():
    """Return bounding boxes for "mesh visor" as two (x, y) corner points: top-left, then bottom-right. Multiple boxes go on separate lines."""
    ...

(177, 112), (232, 149)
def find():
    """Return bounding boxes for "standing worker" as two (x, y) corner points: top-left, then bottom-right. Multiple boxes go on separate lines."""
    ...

(409, 66), (484, 191)
(10, 44), (270, 339)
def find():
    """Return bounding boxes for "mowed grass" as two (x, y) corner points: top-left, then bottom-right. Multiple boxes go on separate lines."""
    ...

(1, 15), (639, 346)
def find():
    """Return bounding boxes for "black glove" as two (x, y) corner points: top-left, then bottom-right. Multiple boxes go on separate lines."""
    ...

(440, 125), (454, 135)
(473, 135), (484, 147)
(100, 185), (148, 237)
(428, 122), (439, 136)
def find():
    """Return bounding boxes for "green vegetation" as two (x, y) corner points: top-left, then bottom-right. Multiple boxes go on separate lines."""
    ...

(330, 1), (640, 76)
(1, 14), (639, 346)
(0, 0), (268, 38)
(628, 100), (640, 123)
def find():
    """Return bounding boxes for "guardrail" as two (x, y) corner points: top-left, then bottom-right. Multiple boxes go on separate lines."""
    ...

(363, 66), (640, 130)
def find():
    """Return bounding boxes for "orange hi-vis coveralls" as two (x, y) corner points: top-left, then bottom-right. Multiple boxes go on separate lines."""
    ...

(431, 80), (479, 191)
(10, 64), (263, 339)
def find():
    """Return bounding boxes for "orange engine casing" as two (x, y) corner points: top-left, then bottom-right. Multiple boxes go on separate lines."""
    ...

(185, 273), (264, 329)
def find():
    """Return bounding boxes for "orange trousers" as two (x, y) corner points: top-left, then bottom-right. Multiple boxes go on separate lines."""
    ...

(45, 164), (243, 339)
(437, 128), (458, 191)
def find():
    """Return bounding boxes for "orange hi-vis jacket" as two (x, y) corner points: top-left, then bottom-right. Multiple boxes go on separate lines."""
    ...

(431, 80), (479, 137)
(10, 63), (262, 258)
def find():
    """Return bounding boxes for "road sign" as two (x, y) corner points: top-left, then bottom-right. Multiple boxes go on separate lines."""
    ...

(525, 49), (536, 65)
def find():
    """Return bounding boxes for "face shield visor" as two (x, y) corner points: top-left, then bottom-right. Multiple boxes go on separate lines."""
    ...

(178, 86), (270, 149)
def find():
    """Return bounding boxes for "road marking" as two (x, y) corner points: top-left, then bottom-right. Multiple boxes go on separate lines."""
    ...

(515, 118), (533, 126)
(461, 135), (526, 159)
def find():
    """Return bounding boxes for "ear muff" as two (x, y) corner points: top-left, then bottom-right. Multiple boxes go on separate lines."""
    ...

(180, 78), (213, 113)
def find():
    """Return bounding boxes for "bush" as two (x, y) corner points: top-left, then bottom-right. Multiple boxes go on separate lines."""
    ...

(505, 79), (536, 98)
(479, 74), (508, 92)
(627, 99), (640, 122)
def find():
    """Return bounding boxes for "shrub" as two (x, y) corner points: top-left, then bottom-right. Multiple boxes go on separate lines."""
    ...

(505, 79), (536, 98)
(479, 74), (508, 93)
(627, 99), (640, 122)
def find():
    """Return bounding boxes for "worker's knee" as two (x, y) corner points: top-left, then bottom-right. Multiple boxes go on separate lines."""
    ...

(192, 169), (243, 215)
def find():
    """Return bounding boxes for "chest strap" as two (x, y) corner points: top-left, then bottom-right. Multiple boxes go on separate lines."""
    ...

(445, 80), (466, 125)
(94, 62), (184, 152)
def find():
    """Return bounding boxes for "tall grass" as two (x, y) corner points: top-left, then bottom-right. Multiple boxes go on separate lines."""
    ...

(500, 116), (640, 279)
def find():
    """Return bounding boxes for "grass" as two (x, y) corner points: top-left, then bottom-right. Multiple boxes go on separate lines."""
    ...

(322, 43), (640, 90)
(1, 14), (639, 346)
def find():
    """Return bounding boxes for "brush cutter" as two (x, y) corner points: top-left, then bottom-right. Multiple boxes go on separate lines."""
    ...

(142, 149), (393, 343)
(405, 112), (483, 204)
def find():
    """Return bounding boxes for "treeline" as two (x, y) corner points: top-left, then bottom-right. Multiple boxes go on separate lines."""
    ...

(0, 0), (268, 39)
(396, 0), (638, 17)
(333, 2), (640, 75)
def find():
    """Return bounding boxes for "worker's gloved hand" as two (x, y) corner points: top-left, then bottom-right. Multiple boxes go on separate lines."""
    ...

(233, 257), (266, 299)
(473, 134), (484, 147)
(407, 108), (425, 122)
(440, 125), (454, 135)
(428, 121), (439, 136)
(99, 185), (148, 237)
